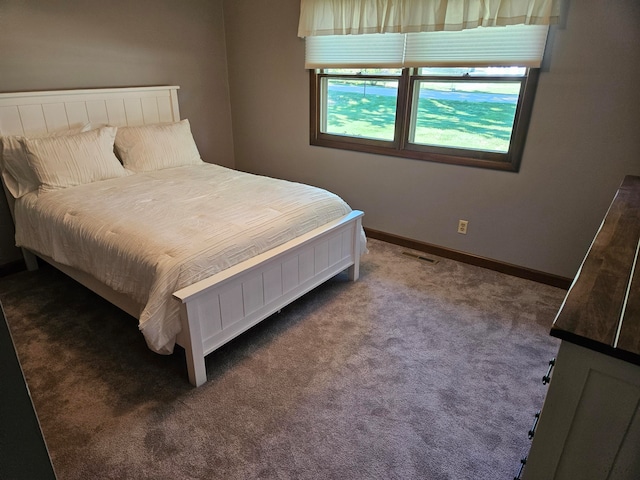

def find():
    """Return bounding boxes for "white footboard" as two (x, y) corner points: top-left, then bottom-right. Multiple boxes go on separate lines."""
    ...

(173, 210), (364, 387)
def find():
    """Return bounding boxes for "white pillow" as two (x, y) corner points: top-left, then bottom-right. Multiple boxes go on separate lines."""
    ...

(1, 125), (89, 198)
(114, 119), (203, 172)
(20, 126), (129, 192)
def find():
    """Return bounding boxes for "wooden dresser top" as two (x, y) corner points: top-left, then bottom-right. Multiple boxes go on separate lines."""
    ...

(551, 175), (640, 365)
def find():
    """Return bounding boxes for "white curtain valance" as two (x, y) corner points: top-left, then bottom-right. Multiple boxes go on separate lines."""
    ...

(298, 0), (561, 37)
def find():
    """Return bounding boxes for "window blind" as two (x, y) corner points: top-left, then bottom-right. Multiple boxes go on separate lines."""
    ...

(404, 25), (550, 67)
(304, 33), (406, 68)
(305, 24), (550, 69)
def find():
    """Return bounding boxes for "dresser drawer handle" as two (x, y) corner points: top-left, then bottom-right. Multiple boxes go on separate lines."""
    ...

(528, 411), (541, 439)
(542, 358), (555, 385)
(514, 457), (527, 480)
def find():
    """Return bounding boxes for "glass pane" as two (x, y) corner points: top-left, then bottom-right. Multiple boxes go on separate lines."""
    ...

(323, 77), (398, 141)
(409, 80), (521, 153)
(324, 68), (402, 76)
(418, 67), (526, 77)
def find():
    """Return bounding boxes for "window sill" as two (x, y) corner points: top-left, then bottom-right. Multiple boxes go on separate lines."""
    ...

(310, 136), (521, 172)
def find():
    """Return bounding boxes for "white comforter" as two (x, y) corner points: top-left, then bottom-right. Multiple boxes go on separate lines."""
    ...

(14, 163), (358, 353)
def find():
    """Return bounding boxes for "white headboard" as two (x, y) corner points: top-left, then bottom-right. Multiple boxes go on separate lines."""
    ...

(0, 85), (180, 136)
(0, 86), (182, 243)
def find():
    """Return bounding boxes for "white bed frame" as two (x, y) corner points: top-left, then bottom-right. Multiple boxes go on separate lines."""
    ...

(0, 86), (364, 387)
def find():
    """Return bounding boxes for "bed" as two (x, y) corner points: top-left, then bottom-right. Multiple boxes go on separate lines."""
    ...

(0, 85), (365, 387)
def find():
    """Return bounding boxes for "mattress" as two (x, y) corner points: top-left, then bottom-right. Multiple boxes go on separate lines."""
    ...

(14, 163), (361, 353)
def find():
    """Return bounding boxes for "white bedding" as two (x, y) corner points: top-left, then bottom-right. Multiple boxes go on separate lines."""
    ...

(14, 163), (361, 353)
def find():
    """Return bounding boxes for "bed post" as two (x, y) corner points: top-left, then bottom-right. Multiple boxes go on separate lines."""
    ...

(347, 214), (363, 281)
(178, 304), (207, 387)
(22, 249), (39, 271)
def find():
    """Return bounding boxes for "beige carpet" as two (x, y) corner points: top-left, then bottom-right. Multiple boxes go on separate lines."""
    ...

(0, 238), (565, 479)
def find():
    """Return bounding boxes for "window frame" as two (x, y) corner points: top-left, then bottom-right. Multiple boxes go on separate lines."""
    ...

(309, 67), (540, 172)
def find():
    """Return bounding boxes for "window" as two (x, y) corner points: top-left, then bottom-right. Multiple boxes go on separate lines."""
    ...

(305, 24), (552, 172)
(310, 65), (539, 171)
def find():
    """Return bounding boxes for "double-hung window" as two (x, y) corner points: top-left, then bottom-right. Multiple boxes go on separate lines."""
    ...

(311, 64), (539, 171)
(300, 1), (559, 172)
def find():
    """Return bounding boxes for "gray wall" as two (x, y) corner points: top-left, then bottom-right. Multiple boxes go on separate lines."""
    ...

(224, 0), (640, 279)
(0, 0), (234, 166)
(0, 0), (234, 264)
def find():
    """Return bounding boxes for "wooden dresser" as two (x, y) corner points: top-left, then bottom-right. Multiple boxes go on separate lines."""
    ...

(522, 176), (640, 479)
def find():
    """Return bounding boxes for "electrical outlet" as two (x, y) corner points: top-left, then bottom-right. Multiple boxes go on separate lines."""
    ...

(457, 220), (468, 235)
